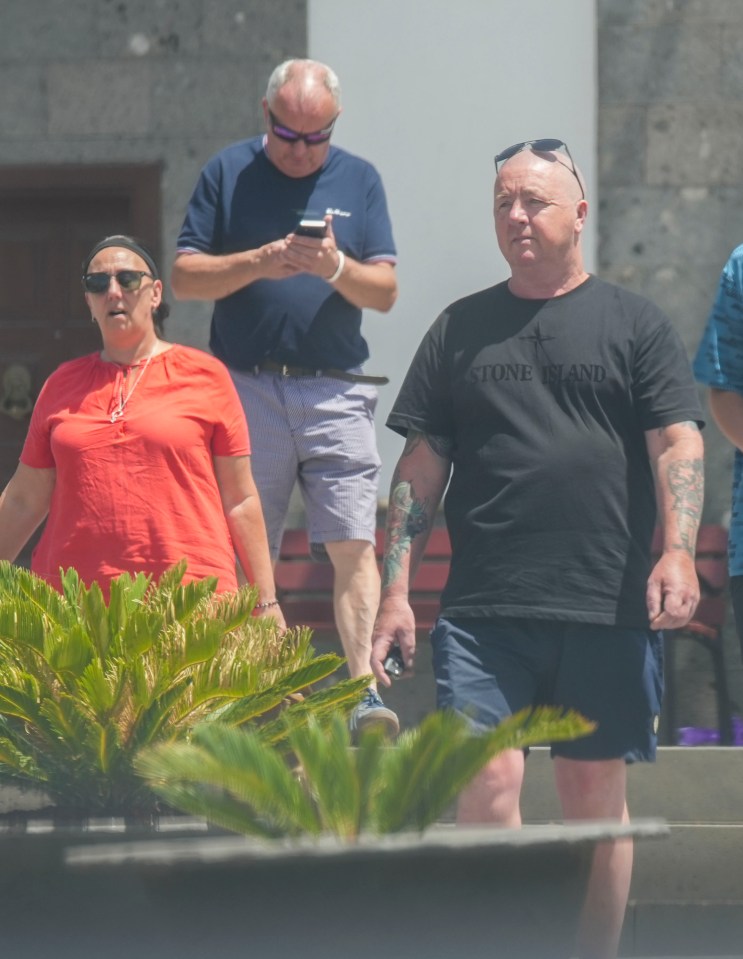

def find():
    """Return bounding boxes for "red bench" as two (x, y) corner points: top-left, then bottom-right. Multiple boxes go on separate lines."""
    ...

(275, 527), (451, 635)
(276, 524), (732, 743)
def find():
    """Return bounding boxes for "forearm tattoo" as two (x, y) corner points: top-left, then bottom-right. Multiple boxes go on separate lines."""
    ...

(667, 456), (704, 555)
(381, 431), (450, 590)
(658, 420), (704, 557)
(382, 478), (431, 590)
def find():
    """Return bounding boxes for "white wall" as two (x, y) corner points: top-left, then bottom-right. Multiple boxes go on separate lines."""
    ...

(309, 0), (597, 498)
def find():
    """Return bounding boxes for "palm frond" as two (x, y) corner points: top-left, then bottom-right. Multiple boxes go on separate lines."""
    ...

(205, 587), (259, 632)
(44, 626), (95, 678)
(75, 658), (122, 719)
(79, 582), (111, 658)
(210, 656), (352, 726)
(257, 676), (371, 746)
(289, 715), (361, 838)
(145, 560), (188, 598)
(0, 735), (47, 783)
(107, 571), (152, 629)
(0, 562), (383, 815)
(115, 610), (163, 660)
(0, 603), (47, 649)
(39, 694), (96, 748)
(136, 707), (595, 841)
(137, 725), (319, 836)
(127, 677), (195, 750)
(149, 565), (218, 623)
(0, 681), (43, 723)
(59, 566), (84, 610)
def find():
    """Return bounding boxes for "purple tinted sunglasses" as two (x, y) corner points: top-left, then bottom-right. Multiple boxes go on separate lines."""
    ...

(268, 109), (337, 146)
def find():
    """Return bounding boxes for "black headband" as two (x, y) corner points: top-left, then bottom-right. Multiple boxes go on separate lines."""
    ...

(83, 235), (159, 278)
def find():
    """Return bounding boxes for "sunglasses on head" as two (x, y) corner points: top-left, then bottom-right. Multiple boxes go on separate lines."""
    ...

(82, 270), (155, 294)
(268, 109), (337, 146)
(494, 138), (584, 199)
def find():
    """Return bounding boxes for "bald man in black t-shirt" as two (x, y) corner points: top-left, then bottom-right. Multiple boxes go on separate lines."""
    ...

(371, 141), (704, 959)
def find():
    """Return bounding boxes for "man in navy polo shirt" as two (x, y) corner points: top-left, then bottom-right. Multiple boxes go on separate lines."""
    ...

(172, 58), (399, 734)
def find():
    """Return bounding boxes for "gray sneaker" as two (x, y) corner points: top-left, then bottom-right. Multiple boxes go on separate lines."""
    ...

(349, 688), (400, 738)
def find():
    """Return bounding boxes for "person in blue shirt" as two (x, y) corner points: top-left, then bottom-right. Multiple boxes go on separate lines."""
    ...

(694, 244), (743, 660)
(172, 58), (399, 735)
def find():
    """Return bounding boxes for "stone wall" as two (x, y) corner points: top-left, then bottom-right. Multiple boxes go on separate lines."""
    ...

(598, 0), (743, 719)
(0, 0), (307, 349)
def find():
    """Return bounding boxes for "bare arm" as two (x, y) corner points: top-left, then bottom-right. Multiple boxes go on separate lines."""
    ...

(171, 244), (295, 301)
(644, 420), (704, 629)
(323, 256), (396, 312)
(171, 217), (397, 313)
(212, 455), (285, 628)
(0, 463), (55, 562)
(371, 430), (452, 685)
(708, 387), (743, 450)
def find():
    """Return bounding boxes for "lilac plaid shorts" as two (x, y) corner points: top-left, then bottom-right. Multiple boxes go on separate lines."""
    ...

(230, 367), (381, 559)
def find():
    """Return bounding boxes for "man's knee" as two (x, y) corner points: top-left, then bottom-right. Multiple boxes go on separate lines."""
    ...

(457, 750), (525, 826)
(554, 757), (628, 820)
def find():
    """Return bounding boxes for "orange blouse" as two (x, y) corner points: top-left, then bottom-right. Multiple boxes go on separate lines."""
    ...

(21, 345), (250, 596)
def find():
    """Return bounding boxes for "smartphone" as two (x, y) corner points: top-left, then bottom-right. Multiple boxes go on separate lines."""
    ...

(295, 219), (327, 238)
(383, 644), (405, 679)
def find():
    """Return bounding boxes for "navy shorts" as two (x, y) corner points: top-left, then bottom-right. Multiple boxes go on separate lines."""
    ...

(430, 616), (664, 762)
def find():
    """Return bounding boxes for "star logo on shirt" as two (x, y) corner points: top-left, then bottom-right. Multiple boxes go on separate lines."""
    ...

(519, 324), (555, 358)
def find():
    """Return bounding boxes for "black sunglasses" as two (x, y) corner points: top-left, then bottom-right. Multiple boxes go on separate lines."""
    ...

(268, 109), (337, 146)
(494, 139), (584, 199)
(82, 270), (155, 294)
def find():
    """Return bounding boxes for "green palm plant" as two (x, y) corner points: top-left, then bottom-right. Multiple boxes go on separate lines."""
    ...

(135, 707), (596, 840)
(0, 560), (368, 817)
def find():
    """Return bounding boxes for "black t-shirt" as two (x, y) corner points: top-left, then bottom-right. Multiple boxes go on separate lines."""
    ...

(388, 276), (704, 626)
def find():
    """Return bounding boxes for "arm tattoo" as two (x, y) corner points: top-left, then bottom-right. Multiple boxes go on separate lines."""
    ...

(666, 457), (704, 555)
(382, 478), (431, 590)
(381, 430), (452, 589)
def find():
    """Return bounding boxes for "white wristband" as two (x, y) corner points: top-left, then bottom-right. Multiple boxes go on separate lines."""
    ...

(327, 250), (345, 283)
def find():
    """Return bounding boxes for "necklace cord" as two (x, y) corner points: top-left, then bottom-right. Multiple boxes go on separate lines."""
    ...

(109, 350), (156, 423)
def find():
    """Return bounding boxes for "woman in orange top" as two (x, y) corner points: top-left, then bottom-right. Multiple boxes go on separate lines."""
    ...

(0, 235), (284, 625)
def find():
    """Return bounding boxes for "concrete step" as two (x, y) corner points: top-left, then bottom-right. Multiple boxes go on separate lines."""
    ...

(520, 748), (743, 957)
(521, 746), (743, 824)
(622, 901), (743, 958)
(631, 825), (743, 901)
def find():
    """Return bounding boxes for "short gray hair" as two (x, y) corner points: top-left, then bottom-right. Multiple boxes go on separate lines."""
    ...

(266, 59), (341, 110)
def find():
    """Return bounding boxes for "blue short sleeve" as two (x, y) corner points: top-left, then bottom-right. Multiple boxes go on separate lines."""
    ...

(694, 245), (743, 393)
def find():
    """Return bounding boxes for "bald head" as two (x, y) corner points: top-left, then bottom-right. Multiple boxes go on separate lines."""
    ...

(496, 148), (585, 204)
(266, 58), (341, 112)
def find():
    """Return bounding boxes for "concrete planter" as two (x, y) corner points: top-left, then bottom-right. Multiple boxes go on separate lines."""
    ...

(0, 819), (666, 959)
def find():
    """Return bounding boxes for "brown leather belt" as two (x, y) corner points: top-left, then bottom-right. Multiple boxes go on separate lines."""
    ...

(255, 359), (389, 385)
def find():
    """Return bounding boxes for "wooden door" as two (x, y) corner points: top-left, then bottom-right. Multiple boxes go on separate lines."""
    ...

(0, 165), (161, 566)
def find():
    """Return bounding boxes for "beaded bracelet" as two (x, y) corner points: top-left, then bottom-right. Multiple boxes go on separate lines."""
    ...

(255, 599), (280, 609)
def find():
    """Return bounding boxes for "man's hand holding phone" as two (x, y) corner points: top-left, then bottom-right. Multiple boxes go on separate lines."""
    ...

(383, 643), (405, 679)
(295, 219), (328, 238)
(371, 597), (417, 688)
(286, 215), (342, 280)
